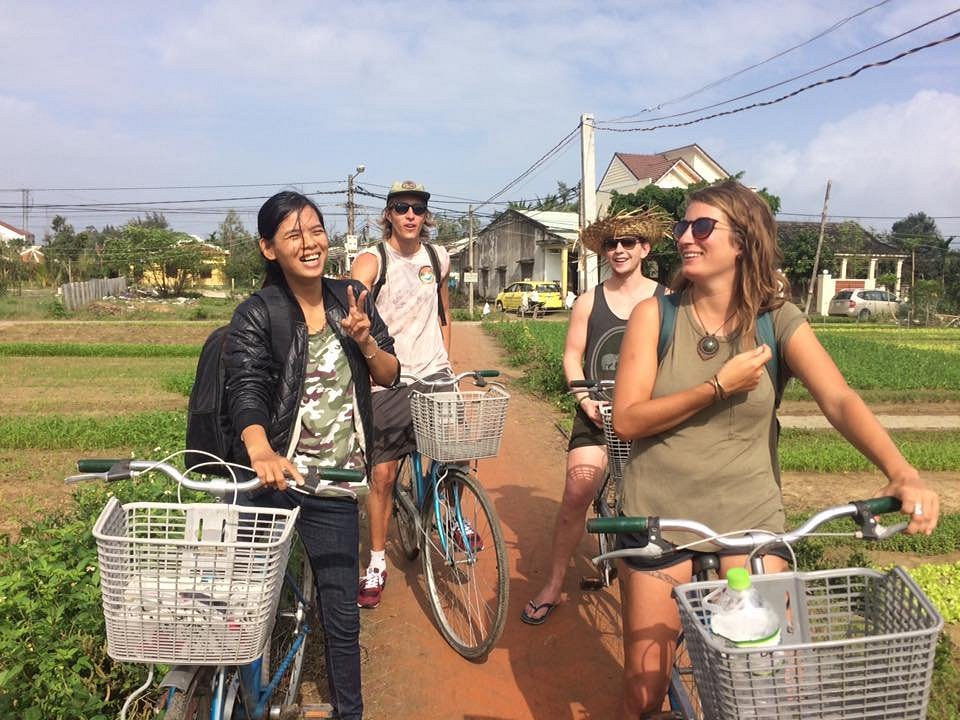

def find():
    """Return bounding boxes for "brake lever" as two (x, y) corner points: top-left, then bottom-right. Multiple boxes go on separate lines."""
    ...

(867, 521), (909, 541)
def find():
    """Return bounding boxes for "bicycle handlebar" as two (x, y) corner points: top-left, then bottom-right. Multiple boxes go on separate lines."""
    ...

(400, 369), (501, 387)
(587, 496), (906, 554)
(68, 459), (365, 496)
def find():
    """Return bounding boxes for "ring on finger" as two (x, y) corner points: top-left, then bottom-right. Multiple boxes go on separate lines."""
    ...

(913, 503), (924, 517)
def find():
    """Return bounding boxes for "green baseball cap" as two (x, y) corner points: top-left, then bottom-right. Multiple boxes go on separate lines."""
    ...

(386, 180), (430, 204)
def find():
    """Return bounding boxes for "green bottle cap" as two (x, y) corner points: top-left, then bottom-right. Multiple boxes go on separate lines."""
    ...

(726, 567), (752, 591)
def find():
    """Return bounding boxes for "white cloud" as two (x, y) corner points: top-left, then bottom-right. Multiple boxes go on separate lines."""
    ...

(748, 90), (960, 236)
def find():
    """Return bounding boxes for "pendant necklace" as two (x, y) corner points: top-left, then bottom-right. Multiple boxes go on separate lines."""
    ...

(691, 297), (737, 361)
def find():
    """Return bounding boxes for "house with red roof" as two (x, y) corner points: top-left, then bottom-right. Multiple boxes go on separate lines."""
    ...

(596, 144), (729, 216)
(0, 219), (35, 245)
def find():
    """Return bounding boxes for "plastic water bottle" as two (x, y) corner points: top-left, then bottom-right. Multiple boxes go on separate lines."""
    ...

(706, 568), (782, 717)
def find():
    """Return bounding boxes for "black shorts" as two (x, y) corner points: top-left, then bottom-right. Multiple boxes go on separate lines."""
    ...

(369, 374), (454, 465)
(615, 530), (793, 571)
(568, 405), (606, 451)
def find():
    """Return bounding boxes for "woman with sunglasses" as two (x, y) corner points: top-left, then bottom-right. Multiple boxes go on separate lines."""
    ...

(521, 208), (670, 625)
(611, 179), (939, 718)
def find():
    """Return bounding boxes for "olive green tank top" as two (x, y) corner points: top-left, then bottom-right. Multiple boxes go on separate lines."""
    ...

(621, 293), (806, 548)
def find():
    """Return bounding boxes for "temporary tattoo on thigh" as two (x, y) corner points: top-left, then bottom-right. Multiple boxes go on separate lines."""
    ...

(642, 569), (681, 587)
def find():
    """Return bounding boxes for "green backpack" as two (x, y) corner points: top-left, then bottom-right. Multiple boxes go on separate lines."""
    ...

(656, 293), (787, 408)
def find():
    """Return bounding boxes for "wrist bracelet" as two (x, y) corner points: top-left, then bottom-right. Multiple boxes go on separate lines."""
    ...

(363, 343), (379, 361)
(714, 375), (727, 400)
(705, 377), (720, 403)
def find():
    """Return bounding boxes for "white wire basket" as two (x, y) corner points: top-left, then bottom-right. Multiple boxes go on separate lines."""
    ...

(599, 403), (632, 484)
(675, 568), (942, 719)
(410, 385), (510, 462)
(93, 497), (299, 665)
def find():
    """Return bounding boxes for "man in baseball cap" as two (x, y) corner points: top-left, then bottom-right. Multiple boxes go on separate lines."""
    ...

(351, 180), (456, 609)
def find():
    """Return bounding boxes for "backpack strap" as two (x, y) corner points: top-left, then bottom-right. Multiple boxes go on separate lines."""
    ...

(756, 311), (783, 409)
(255, 284), (293, 365)
(371, 242), (388, 306)
(422, 241), (448, 327)
(372, 240), (447, 327)
(656, 293), (681, 363)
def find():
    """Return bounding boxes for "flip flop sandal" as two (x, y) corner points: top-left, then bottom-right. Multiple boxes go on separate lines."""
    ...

(520, 600), (558, 626)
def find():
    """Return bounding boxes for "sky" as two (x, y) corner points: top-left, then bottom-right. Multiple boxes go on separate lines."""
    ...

(2, 0), (959, 246)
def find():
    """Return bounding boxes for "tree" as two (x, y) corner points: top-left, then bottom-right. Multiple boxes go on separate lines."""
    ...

(212, 211), (262, 291)
(44, 216), (86, 283)
(889, 212), (950, 284)
(943, 249), (960, 314)
(104, 224), (204, 295)
(779, 226), (835, 299)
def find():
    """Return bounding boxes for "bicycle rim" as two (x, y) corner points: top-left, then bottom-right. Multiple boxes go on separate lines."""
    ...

(159, 667), (214, 720)
(668, 632), (703, 720)
(393, 454), (420, 561)
(262, 542), (314, 709)
(420, 467), (508, 660)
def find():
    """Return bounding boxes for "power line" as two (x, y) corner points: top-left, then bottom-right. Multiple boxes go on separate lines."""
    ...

(598, 8), (960, 127)
(0, 180), (344, 192)
(609, 0), (893, 121)
(595, 28), (960, 133)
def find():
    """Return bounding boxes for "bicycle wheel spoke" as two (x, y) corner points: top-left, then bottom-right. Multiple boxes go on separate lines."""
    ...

(420, 468), (508, 659)
(393, 455), (420, 561)
(262, 543), (313, 709)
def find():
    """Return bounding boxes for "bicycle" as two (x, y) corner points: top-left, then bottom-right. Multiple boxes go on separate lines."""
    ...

(390, 369), (510, 659)
(568, 378), (629, 590)
(68, 456), (363, 720)
(588, 498), (943, 719)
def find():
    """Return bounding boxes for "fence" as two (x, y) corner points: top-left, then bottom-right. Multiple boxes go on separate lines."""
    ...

(60, 277), (128, 311)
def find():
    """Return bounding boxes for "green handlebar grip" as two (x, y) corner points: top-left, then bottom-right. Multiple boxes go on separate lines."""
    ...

(859, 496), (902, 514)
(587, 516), (648, 534)
(477, 370), (500, 377)
(77, 459), (123, 473)
(315, 468), (365, 482)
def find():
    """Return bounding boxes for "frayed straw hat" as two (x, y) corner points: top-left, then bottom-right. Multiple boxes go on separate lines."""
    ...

(581, 207), (672, 254)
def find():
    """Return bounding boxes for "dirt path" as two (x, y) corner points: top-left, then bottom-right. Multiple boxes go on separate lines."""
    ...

(348, 321), (960, 720)
(354, 322), (623, 720)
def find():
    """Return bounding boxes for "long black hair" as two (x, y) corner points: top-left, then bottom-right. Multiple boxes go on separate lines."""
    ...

(257, 191), (326, 287)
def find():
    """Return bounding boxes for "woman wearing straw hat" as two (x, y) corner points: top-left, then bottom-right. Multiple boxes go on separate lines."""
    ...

(521, 207), (671, 625)
(612, 179), (939, 717)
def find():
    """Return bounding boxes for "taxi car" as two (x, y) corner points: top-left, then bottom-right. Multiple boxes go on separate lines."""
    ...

(494, 280), (563, 313)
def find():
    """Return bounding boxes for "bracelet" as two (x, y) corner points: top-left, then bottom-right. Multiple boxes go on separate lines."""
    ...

(705, 375), (727, 403)
(714, 374), (727, 400)
(362, 343), (379, 361)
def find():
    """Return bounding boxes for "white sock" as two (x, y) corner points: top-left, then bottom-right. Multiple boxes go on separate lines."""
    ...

(369, 550), (386, 573)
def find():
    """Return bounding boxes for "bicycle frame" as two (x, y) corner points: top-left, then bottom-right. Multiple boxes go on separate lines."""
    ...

(406, 451), (476, 561)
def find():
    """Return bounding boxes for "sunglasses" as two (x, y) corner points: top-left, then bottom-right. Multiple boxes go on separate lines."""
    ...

(602, 237), (642, 251)
(673, 217), (733, 241)
(390, 202), (428, 216)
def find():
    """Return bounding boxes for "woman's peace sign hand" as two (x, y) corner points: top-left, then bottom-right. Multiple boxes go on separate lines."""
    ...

(340, 285), (372, 346)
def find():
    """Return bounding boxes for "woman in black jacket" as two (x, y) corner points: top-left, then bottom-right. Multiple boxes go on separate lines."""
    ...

(224, 191), (399, 719)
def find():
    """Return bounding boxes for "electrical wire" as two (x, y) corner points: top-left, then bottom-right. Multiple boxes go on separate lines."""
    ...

(595, 28), (960, 133)
(598, 9), (960, 127)
(609, 0), (893, 121)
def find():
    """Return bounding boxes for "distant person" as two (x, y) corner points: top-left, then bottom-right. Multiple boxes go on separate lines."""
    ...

(350, 180), (454, 609)
(482, 301), (491, 318)
(521, 208), (670, 625)
(223, 191), (400, 719)
(612, 179), (940, 717)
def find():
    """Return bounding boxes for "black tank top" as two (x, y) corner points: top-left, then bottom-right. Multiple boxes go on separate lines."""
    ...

(584, 283), (665, 382)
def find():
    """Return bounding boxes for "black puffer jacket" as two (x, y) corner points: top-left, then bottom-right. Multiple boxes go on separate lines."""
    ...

(223, 277), (397, 475)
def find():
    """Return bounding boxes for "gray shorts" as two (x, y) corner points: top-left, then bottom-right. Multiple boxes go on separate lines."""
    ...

(369, 374), (454, 465)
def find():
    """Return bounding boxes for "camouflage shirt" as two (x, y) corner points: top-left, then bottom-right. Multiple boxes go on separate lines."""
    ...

(290, 327), (366, 497)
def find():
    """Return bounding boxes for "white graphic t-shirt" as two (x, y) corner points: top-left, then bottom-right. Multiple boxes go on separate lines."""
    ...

(358, 242), (451, 387)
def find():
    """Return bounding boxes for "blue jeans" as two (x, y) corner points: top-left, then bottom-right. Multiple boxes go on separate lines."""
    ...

(247, 490), (362, 719)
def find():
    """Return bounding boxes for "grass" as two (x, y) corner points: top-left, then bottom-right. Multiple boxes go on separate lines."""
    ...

(0, 411), (185, 453)
(0, 342), (200, 357)
(779, 429), (960, 472)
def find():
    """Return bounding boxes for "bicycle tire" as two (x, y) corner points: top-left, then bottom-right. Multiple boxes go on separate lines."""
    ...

(593, 471), (619, 588)
(668, 632), (703, 719)
(393, 454), (420, 561)
(159, 667), (215, 720)
(420, 466), (508, 660)
(262, 542), (315, 710)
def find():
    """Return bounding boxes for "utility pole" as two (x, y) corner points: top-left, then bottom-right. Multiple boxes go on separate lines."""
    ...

(804, 179), (832, 315)
(345, 164), (365, 272)
(21, 189), (30, 240)
(579, 113), (597, 294)
(468, 205), (475, 318)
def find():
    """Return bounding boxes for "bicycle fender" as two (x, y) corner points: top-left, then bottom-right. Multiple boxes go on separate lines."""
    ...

(158, 665), (198, 692)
